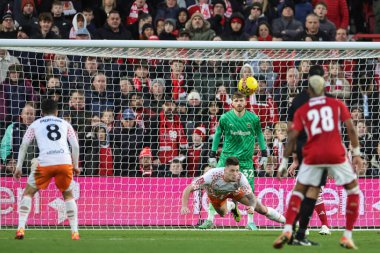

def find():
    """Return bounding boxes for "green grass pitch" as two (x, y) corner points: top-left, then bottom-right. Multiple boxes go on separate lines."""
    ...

(0, 230), (379, 253)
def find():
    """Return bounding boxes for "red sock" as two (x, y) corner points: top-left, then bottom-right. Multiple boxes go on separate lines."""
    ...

(346, 194), (360, 231)
(285, 193), (303, 225)
(315, 202), (329, 226)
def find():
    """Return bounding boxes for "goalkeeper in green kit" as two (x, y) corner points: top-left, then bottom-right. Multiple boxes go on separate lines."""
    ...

(198, 91), (285, 230)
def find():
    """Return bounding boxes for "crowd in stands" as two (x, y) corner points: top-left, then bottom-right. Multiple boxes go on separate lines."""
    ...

(0, 0), (379, 41)
(0, 0), (379, 178)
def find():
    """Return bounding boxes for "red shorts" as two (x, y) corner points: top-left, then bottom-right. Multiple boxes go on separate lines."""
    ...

(208, 190), (245, 209)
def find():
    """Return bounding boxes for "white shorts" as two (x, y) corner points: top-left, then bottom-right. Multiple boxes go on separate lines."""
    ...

(297, 160), (357, 187)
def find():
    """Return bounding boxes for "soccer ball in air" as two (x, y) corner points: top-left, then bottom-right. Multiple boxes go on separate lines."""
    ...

(238, 76), (258, 96)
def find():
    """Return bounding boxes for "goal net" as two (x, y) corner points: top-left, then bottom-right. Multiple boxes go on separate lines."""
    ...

(0, 40), (379, 229)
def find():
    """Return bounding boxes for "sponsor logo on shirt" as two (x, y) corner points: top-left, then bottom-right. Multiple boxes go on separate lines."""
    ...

(47, 149), (65, 155)
(230, 130), (250, 136)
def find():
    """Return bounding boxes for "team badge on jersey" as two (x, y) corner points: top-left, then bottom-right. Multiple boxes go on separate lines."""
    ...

(169, 130), (178, 140)
(247, 123), (251, 128)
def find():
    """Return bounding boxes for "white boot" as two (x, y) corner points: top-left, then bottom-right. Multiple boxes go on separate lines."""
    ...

(319, 225), (331, 235)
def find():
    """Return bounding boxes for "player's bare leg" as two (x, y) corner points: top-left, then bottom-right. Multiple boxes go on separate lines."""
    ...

(15, 184), (38, 240)
(63, 190), (80, 240)
(340, 180), (360, 250)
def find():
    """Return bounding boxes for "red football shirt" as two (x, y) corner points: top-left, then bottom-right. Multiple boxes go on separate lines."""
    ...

(292, 96), (351, 165)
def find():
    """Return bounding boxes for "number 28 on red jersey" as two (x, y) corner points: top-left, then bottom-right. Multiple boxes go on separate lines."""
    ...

(292, 96), (351, 165)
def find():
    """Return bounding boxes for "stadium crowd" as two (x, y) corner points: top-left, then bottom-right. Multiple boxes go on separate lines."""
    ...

(0, 0), (379, 178)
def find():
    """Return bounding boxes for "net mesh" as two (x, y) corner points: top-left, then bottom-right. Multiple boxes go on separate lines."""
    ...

(0, 44), (379, 229)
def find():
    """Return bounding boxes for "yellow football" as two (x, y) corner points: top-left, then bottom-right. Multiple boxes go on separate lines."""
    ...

(238, 76), (259, 96)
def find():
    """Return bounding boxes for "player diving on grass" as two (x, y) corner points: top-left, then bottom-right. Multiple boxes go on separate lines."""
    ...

(181, 157), (285, 228)
(273, 76), (363, 250)
(198, 91), (284, 230)
(13, 99), (81, 240)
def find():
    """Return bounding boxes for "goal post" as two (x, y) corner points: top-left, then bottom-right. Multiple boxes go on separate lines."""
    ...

(0, 40), (379, 230)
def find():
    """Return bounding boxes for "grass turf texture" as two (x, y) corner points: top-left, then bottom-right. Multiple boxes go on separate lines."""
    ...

(0, 230), (379, 253)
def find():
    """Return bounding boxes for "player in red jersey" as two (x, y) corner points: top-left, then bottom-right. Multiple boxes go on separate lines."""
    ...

(273, 75), (363, 250)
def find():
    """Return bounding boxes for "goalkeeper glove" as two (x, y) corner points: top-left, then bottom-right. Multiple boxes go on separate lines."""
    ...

(208, 151), (217, 168)
(259, 149), (268, 169)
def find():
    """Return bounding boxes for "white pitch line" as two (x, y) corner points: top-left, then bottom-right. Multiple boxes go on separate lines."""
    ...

(0, 237), (250, 241)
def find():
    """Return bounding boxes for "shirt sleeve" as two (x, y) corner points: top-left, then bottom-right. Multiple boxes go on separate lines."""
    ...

(191, 170), (213, 190)
(239, 173), (253, 195)
(21, 126), (35, 146)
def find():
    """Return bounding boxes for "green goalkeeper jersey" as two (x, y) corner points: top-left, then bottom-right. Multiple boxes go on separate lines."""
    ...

(212, 109), (266, 169)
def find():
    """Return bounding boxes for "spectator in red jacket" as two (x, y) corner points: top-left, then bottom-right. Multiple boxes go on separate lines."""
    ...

(249, 76), (279, 128)
(84, 123), (114, 176)
(132, 60), (151, 93)
(186, 125), (209, 177)
(165, 59), (192, 101)
(312, 0), (349, 29)
(187, 0), (212, 20)
(157, 100), (188, 164)
(125, 0), (151, 25)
